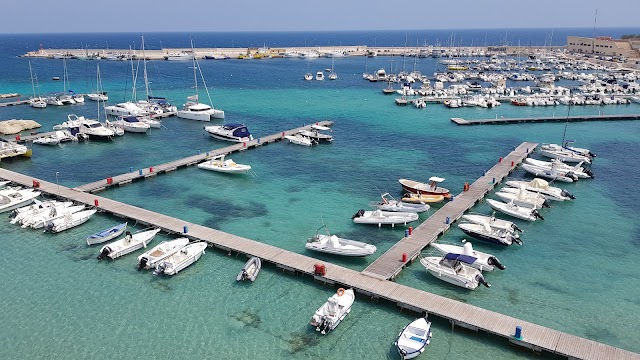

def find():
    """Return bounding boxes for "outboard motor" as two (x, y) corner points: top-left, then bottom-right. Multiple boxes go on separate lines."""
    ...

(97, 247), (111, 261)
(153, 262), (167, 276)
(584, 168), (594, 178)
(532, 210), (544, 220)
(137, 257), (148, 271)
(566, 172), (579, 182)
(588, 150), (597, 158)
(542, 199), (551, 208)
(510, 224), (523, 233)
(512, 236), (524, 246)
(561, 189), (576, 200)
(351, 209), (365, 219)
(475, 274), (491, 288)
(487, 256), (506, 270)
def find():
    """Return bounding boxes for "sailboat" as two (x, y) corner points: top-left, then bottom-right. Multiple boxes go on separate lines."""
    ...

(86, 63), (108, 101)
(63, 58), (84, 104)
(28, 62), (46, 108)
(104, 46), (149, 117)
(177, 39), (224, 121)
(328, 58), (337, 80)
(136, 36), (177, 119)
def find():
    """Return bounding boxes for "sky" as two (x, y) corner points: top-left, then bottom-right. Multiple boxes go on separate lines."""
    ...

(1, 0), (639, 33)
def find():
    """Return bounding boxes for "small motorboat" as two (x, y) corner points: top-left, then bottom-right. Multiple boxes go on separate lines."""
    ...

(298, 129), (333, 143)
(458, 222), (522, 246)
(539, 143), (592, 164)
(432, 241), (506, 271)
(21, 204), (85, 229)
(420, 253), (490, 290)
(0, 180), (10, 189)
(236, 256), (262, 282)
(0, 188), (41, 213)
(399, 177), (450, 198)
(522, 163), (578, 183)
(10, 200), (71, 224)
(505, 179), (574, 201)
(370, 193), (429, 213)
(197, 154), (252, 174)
(310, 288), (355, 334)
(486, 199), (543, 222)
(44, 209), (97, 233)
(461, 214), (523, 233)
(495, 187), (549, 209)
(204, 123), (253, 142)
(113, 115), (151, 133)
(305, 224), (376, 257)
(401, 193), (445, 204)
(352, 209), (418, 227)
(525, 158), (593, 179)
(311, 124), (331, 131)
(153, 242), (208, 276)
(86, 222), (128, 245)
(32, 134), (60, 146)
(394, 317), (433, 360)
(137, 237), (190, 270)
(284, 133), (316, 146)
(97, 228), (161, 260)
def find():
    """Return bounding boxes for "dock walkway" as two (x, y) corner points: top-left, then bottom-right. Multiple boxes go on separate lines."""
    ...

(73, 121), (333, 193)
(0, 165), (637, 360)
(363, 142), (537, 280)
(451, 113), (640, 125)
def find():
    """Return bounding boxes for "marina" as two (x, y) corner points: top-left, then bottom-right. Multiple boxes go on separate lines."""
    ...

(0, 165), (638, 360)
(452, 113), (640, 125)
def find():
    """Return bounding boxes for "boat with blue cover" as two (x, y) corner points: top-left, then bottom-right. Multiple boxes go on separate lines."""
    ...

(395, 317), (433, 359)
(86, 222), (127, 245)
(204, 123), (253, 142)
(420, 252), (490, 289)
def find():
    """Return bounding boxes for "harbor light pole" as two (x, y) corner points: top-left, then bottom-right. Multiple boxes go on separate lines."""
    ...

(55, 172), (60, 196)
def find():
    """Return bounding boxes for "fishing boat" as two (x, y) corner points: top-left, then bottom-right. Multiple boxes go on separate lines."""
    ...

(495, 187), (549, 209)
(458, 222), (523, 246)
(153, 242), (208, 276)
(351, 209), (418, 227)
(420, 253), (491, 290)
(21, 204), (85, 229)
(399, 177), (450, 198)
(370, 193), (429, 213)
(44, 209), (97, 233)
(284, 133), (316, 146)
(204, 123), (253, 142)
(305, 224), (376, 257)
(505, 179), (575, 201)
(394, 317), (433, 360)
(197, 155), (252, 174)
(522, 163), (578, 183)
(97, 228), (161, 260)
(401, 193), (445, 204)
(137, 237), (190, 270)
(525, 158), (593, 179)
(486, 199), (543, 222)
(0, 188), (40, 213)
(431, 241), (506, 271)
(539, 143), (592, 164)
(86, 222), (128, 245)
(236, 256), (262, 282)
(310, 288), (355, 334)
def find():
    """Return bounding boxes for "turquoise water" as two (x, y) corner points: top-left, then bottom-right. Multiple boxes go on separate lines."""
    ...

(1, 49), (640, 358)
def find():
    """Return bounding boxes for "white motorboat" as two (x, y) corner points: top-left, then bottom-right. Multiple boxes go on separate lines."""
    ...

(0, 180), (10, 189)
(315, 71), (325, 81)
(236, 256), (262, 282)
(44, 209), (96, 233)
(0, 139), (32, 160)
(461, 214), (524, 233)
(113, 116), (150, 133)
(10, 200), (72, 225)
(32, 134), (60, 146)
(505, 179), (575, 201)
(432, 241), (506, 271)
(104, 102), (149, 117)
(420, 253), (490, 290)
(394, 317), (433, 360)
(21, 204), (85, 229)
(79, 119), (116, 139)
(30, 98), (47, 108)
(177, 101), (224, 121)
(486, 199), (543, 222)
(86, 92), (108, 101)
(0, 188), (40, 213)
(137, 116), (162, 128)
(351, 209), (418, 227)
(153, 242), (208, 276)
(97, 228), (161, 260)
(495, 187), (549, 209)
(164, 52), (193, 61)
(197, 155), (252, 174)
(86, 222), (128, 245)
(284, 133), (316, 146)
(304, 73), (313, 81)
(458, 222), (522, 246)
(204, 123), (253, 142)
(525, 158), (594, 179)
(539, 143), (592, 164)
(310, 288), (355, 334)
(370, 193), (429, 213)
(137, 237), (190, 270)
(298, 129), (333, 143)
(522, 163), (578, 183)
(305, 224), (376, 257)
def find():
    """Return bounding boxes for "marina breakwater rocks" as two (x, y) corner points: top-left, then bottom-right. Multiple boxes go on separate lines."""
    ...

(0, 119), (41, 135)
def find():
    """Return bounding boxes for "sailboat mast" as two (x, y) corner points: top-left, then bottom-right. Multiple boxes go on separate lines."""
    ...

(142, 36), (150, 100)
(191, 39), (199, 104)
(28, 61), (36, 98)
(129, 45), (137, 101)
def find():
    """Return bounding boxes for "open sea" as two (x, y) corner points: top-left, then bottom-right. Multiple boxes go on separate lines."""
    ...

(1, 29), (639, 359)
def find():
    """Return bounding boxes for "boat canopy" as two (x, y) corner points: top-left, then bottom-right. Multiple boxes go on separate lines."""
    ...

(429, 177), (445, 182)
(122, 116), (139, 123)
(444, 252), (477, 264)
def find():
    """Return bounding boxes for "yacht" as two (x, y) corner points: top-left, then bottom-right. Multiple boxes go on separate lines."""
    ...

(164, 52), (193, 61)
(177, 101), (224, 121)
(80, 119), (115, 139)
(204, 123), (253, 142)
(113, 116), (151, 133)
(315, 71), (324, 81)
(104, 102), (149, 117)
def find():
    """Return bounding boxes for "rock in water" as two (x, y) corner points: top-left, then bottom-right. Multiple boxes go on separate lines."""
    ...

(0, 119), (41, 135)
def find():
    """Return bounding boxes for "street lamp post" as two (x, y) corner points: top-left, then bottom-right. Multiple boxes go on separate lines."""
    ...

(55, 172), (60, 197)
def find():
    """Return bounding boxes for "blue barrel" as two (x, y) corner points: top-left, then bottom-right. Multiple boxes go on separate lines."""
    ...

(183, 225), (188, 234)
(445, 216), (450, 224)
(492, 177), (496, 183)
(130, 167), (133, 173)
(404, 229), (409, 237)
(197, 149), (201, 155)
(138, 169), (143, 176)
(206, 151), (209, 156)
(257, 138), (261, 144)
(451, 195), (455, 201)
(514, 325), (523, 340)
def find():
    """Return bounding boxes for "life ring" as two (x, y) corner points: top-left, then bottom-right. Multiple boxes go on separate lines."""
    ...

(337, 288), (345, 296)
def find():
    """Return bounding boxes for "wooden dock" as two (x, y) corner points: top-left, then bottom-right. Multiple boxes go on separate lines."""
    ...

(0, 165), (638, 360)
(451, 113), (640, 125)
(73, 121), (333, 193)
(363, 142), (537, 280)
(0, 99), (30, 107)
